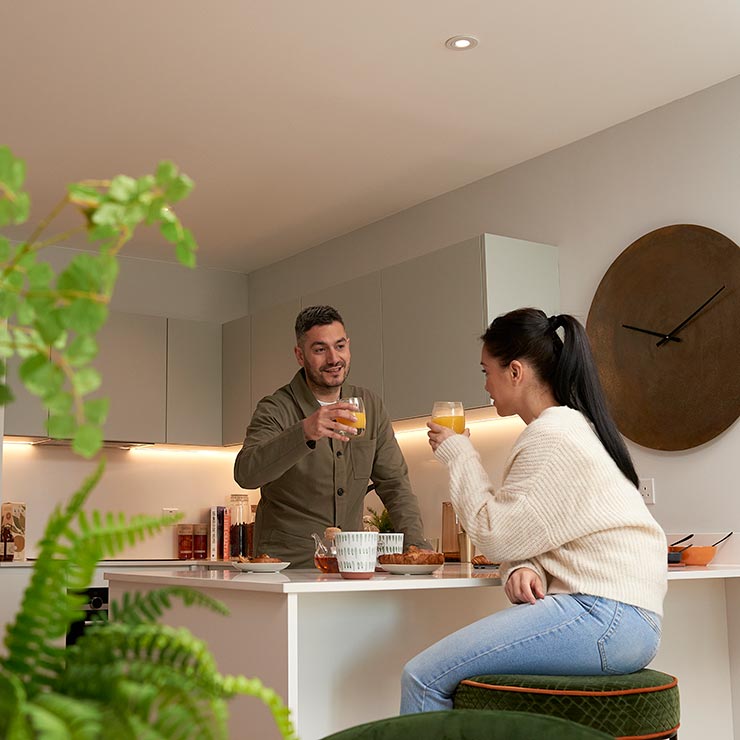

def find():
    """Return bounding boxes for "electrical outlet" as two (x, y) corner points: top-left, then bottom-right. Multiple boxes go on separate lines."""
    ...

(162, 507), (179, 517)
(638, 478), (656, 505)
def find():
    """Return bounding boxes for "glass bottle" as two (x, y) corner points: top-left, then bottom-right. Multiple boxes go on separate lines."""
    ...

(229, 493), (250, 559)
(1, 524), (15, 562)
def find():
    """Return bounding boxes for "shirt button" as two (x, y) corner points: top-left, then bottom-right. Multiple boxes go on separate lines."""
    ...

(337, 488), (344, 496)
(336, 450), (343, 457)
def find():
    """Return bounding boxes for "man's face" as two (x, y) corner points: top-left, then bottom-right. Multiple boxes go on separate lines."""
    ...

(295, 321), (351, 394)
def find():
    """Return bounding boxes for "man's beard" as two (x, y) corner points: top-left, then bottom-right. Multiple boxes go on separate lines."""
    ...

(305, 361), (349, 391)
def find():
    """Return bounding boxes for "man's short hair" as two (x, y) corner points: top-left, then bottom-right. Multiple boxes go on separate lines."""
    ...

(294, 305), (345, 343)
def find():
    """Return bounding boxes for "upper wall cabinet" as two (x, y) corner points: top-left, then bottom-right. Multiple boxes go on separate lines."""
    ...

(250, 298), (300, 414)
(222, 315), (251, 446)
(166, 319), (222, 446)
(93, 311), (167, 443)
(381, 234), (559, 420)
(3, 353), (49, 437)
(302, 272), (383, 397)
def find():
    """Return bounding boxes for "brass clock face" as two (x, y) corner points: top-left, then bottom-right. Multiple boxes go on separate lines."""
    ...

(587, 224), (740, 451)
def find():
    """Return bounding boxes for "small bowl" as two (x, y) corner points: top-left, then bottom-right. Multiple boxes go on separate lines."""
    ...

(680, 545), (716, 566)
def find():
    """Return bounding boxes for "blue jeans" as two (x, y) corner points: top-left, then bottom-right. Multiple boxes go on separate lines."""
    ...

(400, 594), (662, 714)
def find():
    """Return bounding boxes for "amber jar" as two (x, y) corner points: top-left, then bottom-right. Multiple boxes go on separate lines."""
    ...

(177, 524), (194, 560)
(193, 523), (208, 560)
(1, 525), (14, 562)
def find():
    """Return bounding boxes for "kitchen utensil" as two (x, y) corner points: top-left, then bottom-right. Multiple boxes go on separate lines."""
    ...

(669, 534), (694, 547)
(681, 546), (717, 566)
(711, 532), (733, 547)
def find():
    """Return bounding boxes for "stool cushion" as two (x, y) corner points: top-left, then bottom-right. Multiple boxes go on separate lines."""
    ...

(454, 669), (679, 739)
(321, 709), (613, 739)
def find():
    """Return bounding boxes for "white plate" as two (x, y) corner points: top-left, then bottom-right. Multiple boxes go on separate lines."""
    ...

(380, 563), (443, 575)
(232, 561), (290, 573)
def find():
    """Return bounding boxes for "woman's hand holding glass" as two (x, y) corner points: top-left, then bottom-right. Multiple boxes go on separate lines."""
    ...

(428, 401), (468, 452)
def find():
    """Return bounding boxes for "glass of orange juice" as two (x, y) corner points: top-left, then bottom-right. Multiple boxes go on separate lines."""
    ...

(335, 397), (366, 438)
(431, 401), (465, 433)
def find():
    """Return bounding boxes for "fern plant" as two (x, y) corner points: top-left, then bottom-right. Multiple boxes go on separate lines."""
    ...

(0, 147), (297, 739)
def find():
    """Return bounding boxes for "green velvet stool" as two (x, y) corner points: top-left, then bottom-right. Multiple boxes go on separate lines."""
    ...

(321, 709), (612, 739)
(453, 669), (680, 739)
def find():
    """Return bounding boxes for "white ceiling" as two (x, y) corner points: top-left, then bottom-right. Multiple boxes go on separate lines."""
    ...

(4, 1), (740, 273)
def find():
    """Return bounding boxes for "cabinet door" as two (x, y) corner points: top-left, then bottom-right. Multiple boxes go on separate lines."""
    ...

(3, 354), (48, 437)
(166, 319), (222, 446)
(222, 315), (251, 446)
(250, 299), (300, 414)
(93, 311), (167, 442)
(381, 237), (488, 419)
(302, 272), (383, 397)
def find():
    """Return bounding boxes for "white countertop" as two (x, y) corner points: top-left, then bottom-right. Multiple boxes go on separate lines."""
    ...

(1, 559), (201, 569)
(105, 563), (502, 593)
(103, 562), (740, 594)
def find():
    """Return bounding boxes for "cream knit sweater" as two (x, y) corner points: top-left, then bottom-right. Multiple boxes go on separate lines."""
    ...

(435, 406), (667, 615)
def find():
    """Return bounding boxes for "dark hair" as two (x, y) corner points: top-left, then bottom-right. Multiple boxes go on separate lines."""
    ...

(294, 305), (345, 343)
(481, 307), (638, 487)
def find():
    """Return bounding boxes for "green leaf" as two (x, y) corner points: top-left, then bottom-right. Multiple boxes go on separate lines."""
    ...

(71, 367), (101, 395)
(68, 184), (102, 206)
(27, 262), (54, 289)
(176, 243), (197, 268)
(155, 161), (177, 186)
(87, 222), (118, 243)
(0, 325), (12, 358)
(84, 397), (109, 426)
(72, 424), (103, 458)
(61, 300), (108, 334)
(0, 236), (11, 262)
(13, 192), (30, 224)
(34, 310), (64, 345)
(0, 383), (14, 405)
(0, 290), (19, 318)
(160, 220), (180, 244)
(0, 145), (13, 182)
(0, 199), (13, 227)
(45, 390), (73, 415)
(17, 301), (35, 325)
(19, 354), (63, 398)
(65, 335), (98, 367)
(91, 202), (126, 227)
(136, 174), (155, 193)
(165, 174), (194, 203)
(47, 413), (76, 438)
(108, 175), (137, 203)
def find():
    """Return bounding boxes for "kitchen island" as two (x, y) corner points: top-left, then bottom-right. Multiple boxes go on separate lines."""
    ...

(107, 564), (740, 740)
(107, 564), (505, 739)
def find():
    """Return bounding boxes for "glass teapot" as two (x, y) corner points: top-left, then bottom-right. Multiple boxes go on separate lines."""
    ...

(311, 527), (341, 573)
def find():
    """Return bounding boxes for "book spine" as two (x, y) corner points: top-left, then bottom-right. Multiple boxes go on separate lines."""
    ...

(209, 506), (219, 561)
(223, 508), (231, 560)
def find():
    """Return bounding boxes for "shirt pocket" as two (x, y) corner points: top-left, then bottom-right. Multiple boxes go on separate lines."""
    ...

(349, 439), (376, 480)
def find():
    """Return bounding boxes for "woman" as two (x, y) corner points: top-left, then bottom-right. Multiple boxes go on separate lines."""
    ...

(400, 308), (667, 714)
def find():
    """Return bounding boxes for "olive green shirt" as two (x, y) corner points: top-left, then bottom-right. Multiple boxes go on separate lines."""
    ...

(234, 370), (427, 567)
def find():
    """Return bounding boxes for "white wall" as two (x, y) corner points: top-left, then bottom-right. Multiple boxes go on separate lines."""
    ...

(1, 246), (253, 558)
(250, 74), (740, 540)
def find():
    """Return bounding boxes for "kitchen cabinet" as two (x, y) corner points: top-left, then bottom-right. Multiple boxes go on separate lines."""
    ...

(222, 315), (251, 446)
(166, 319), (222, 446)
(249, 298), (300, 414)
(302, 272), (383, 396)
(381, 234), (559, 420)
(3, 353), (49, 437)
(93, 311), (167, 442)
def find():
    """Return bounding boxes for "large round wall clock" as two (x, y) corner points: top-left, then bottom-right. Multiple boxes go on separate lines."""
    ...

(587, 224), (740, 451)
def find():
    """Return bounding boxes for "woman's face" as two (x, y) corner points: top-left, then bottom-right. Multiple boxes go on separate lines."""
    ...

(480, 347), (514, 416)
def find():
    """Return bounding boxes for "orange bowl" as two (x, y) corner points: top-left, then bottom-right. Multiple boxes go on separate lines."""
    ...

(680, 545), (717, 566)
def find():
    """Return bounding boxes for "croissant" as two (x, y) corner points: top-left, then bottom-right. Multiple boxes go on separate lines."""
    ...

(378, 545), (444, 565)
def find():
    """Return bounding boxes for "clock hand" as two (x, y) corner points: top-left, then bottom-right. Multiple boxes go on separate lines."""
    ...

(656, 285), (726, 347)
(622, 325), (681, 342)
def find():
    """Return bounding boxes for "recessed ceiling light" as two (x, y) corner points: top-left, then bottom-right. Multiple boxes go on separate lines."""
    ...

(445, 35), (478, 51)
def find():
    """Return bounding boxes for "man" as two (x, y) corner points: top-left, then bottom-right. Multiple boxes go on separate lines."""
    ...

(234, 305), (428, 567)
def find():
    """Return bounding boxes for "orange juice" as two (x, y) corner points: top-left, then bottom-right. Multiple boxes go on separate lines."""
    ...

(432, 415), (465, 433)
(336, 411), (366, 435)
